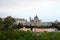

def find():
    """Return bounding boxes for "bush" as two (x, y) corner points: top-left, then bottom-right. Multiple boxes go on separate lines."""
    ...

(0, 30), (60, 40)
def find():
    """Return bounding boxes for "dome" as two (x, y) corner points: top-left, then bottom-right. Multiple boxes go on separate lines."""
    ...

(34, 15), (38, 19)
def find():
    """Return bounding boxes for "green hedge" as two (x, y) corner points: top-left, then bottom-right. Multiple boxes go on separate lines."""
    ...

(0, 30), (60, 40)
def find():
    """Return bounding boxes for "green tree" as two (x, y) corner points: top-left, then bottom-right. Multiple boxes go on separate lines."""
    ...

(30, 24), (33, 31)
(10, 24), (18, 31)
(0, 18), (3, 30)
(17, 23), (23, 29)
(3, 16), (15, 30)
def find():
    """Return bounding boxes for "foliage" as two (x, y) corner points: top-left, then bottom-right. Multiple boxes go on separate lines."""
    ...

(0, 18), (3, 30)
(10, 24), (18, 30)
(17, 23), (23, 29)
(3, 16), (16, 30)
(0, 30), (60, 40)
(51, 23), (60, 30)
(0, 16), (60, 40)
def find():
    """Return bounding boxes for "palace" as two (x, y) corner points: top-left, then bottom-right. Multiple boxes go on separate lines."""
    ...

(15, 15), (52, 26)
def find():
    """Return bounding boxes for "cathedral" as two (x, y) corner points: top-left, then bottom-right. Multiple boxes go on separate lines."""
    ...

(25, 15), (52, 26)
(29, 15), (42, 26)
(15, 15), (52, 26)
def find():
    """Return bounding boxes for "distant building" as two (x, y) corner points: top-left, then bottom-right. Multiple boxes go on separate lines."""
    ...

(29, 15), (41, 26)
(14, 18), (26, 25)
(1, 15), (52, 26)
(25, 15), (52, 26)
(19, 27), (31, 31)
(33, 28), (57, 32)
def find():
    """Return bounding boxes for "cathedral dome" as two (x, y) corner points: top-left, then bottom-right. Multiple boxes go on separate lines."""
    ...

(34, 15), (38, 19)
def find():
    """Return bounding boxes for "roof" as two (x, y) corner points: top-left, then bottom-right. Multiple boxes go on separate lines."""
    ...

(34, 15), (38, 19)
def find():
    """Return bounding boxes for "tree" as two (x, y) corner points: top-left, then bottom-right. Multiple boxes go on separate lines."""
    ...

(51, 22), (60, 30)
(39, 25), (45, 28)
(30, 24), (33, 31)
(10, 24), (18, 31)
(3, 16), (16, 30)
(17, 23), (23, 29)
(0, 18), (3, 30)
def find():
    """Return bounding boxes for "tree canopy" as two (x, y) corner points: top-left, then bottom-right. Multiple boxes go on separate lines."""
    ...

(3, 16), (16, 30)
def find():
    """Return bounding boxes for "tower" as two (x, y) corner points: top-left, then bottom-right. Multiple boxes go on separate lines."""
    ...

(34, 14), (38, 20)
(30, 17), (31, 22)
(34, 15), (39, 23)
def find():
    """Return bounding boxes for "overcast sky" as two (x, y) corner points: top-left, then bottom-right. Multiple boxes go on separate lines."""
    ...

(0, 0), (60, 22)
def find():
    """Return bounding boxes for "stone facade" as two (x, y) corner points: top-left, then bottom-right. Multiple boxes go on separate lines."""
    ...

(26, 15), (52, 26)
(14, 18), (26, 25)
(15, 15), (52, 26)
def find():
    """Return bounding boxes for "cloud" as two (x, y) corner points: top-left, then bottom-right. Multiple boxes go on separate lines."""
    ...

(0, 0), (60, 21)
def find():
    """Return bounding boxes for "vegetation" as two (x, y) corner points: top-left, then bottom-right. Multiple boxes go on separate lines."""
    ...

(0, 16), (60, 40)
(3, 16), (16, 30)
(51, 22), (60, 30)
(0, 30), (60, 40)
(0, 16), (17, 30)
(0, 18), (3, 30)
(17, 23), (23, 29)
